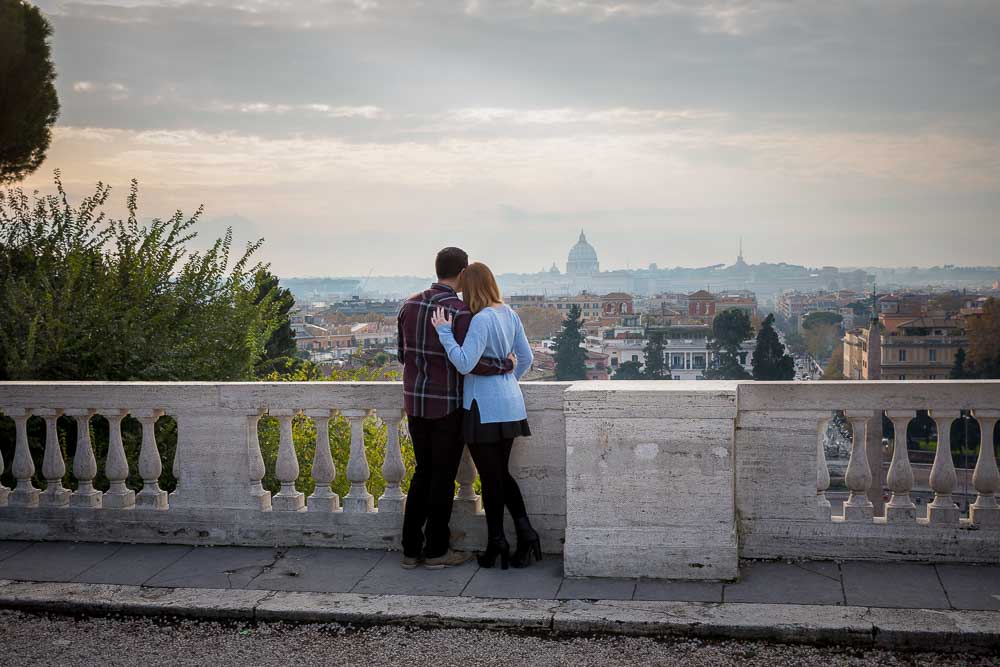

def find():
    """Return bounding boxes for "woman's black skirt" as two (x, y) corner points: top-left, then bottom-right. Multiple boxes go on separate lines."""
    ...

(463, 400), (531, 444)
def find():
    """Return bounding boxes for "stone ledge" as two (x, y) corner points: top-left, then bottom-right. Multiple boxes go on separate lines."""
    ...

(0, 580), (997, 653)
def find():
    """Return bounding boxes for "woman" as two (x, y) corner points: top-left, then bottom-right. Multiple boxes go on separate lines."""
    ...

(430, 262), (539, 570)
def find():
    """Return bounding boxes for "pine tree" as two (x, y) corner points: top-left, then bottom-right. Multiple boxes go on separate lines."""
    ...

(643, 330), (669, 379)
(553, 305), (588, 380)
(612, 360), (644, 380)
(705, 309), (752, 380)
(752, 314), (795, 380)
(0, 0), (60, 183)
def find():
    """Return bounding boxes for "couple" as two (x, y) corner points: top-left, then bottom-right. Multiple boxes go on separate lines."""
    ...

(396, 246), (536, 571)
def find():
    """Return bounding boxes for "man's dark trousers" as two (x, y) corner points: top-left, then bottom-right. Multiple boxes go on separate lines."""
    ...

(401, 409), (465, 559)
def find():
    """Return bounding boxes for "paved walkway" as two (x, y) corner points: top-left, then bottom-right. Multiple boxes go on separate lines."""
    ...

(1, 540), (999, 611)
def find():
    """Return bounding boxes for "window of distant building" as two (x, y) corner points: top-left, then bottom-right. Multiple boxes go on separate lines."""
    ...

(929, 349), (937, 362)
(631, 355), (639, 362)
(899, 375), (906, 380)
(899, 350), (907, 362)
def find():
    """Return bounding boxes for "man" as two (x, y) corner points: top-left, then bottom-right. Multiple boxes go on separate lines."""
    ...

(397, 247), (513, 569)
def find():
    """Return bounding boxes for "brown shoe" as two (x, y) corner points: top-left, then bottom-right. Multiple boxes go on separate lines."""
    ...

(400, 555), (422, 570)
(423, 549), (472, 570)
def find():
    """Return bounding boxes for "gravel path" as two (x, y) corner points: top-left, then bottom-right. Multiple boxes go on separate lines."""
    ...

(2, 610), (996, 666)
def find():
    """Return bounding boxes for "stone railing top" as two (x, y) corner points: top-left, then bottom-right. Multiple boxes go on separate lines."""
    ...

(737, 380), (1000, 412)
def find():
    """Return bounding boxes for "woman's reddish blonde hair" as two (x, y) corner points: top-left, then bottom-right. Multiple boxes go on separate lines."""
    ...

(460, 262), (502, 314)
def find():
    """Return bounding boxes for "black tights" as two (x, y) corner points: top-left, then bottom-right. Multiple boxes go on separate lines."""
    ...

(467, 438), (528, 540)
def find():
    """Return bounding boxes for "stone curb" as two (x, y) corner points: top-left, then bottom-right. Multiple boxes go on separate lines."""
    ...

(0, 579), (998, 653)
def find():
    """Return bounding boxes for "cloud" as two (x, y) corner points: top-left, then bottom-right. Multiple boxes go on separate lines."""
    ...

(71, 80), (129, 100)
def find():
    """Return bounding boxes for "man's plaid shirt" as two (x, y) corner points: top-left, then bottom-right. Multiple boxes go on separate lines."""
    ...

(397, 283), (511, 419)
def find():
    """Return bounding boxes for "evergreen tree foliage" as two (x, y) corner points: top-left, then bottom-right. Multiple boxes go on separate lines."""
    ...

(253, 269), (300, 377)
(705, 308), (752, 380)
(643, 330), (669, 379)
(752, 314), (795, 380)
(612, 359), (644, 380)
(0, 0), (60, 183)
(553, 305), (587, 380)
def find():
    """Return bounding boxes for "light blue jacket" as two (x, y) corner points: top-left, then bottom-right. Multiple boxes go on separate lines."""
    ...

(435, 304), (533, 424)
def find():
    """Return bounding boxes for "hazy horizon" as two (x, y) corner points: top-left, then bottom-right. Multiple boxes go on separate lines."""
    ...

(18, 1), (1000, 276)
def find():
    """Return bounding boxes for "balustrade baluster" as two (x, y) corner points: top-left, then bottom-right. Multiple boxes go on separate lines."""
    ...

(454, 446), (482, 515)
(102, 409), (135, 509)
(378, 409), (407, 514)
(135, 410), (168, 510)
(927, 410), (960, 524)
(843, 411), (874, 521)
(885, 410), (916, 522)
(970, 410), (1000, 527)
(271, 410), (305, 511)
(38, 409), (69, 507)
(247, 411), (271, 510)
(8, 408), (39, 507)
(816, 415), (832, 520)
(68, 410), (101, 508)
(0, 416), (8, 505)
(342, 409), (374, 513)
(307, 409), (340, 512)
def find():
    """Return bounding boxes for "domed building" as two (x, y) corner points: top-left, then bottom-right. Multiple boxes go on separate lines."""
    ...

(566, 230), (600, 276)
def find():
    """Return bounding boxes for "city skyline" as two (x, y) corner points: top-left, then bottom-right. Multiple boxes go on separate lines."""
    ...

(17, 1), (1000, 276)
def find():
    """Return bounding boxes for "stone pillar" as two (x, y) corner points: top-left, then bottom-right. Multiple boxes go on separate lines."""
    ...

(68, 409), (101, 509)
(885, 410), (916, 522)
(7, 408), (39, 507)
(843, 411), (874, 521)
(102, 409), (135, 510)
(135, 409), (168, 510)
(307, 409), (340, 512)
(271, 410), (305, 512)
(927, 410), (960, 524)
(564, 381), (738, 580)
(169, 409), (268, 511)
(38, 409), (70, 507)
(970, 410), (1000, 527)
(342, 409), (375, 513)
(378, 409), (407, 514)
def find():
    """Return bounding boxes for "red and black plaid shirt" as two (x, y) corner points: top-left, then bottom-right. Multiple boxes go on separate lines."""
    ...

(397, 283), (511, 419)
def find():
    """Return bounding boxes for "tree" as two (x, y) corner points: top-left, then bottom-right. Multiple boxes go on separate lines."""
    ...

(705, 308), (752, 380)
(643, 330), (669, 379)
(0, 173), (281, 380)
(612, 360), (644, 380)
(517, 306), (565, 340)
(966, 299), (1000, 378)
(751, 314), (794, 380)
(950, 348), (971, 379)
(253, 270), (300, 377)
(553, 305), (587, 380)
(804, 323), (841, 362)
(823, 344), (846, 380)
(0, 0), (60, 183)
(802, 311), (843, 331)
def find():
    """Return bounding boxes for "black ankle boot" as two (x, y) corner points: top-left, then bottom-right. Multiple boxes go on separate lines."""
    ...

(511, 516), (542, 568)
(477, 534), (510, 570)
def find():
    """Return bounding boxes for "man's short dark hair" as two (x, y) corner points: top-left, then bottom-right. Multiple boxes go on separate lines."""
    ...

(435, 247), (469, 280)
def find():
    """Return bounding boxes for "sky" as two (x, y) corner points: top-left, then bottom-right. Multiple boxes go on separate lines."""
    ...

(19, 0), (1000, 277)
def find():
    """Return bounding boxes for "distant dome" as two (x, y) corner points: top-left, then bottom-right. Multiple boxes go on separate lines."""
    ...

(566, 230), (600, 275)
(549, 262), (561, 275)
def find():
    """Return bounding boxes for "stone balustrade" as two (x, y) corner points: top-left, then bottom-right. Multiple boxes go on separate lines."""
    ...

(1, 380), (998, 580)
